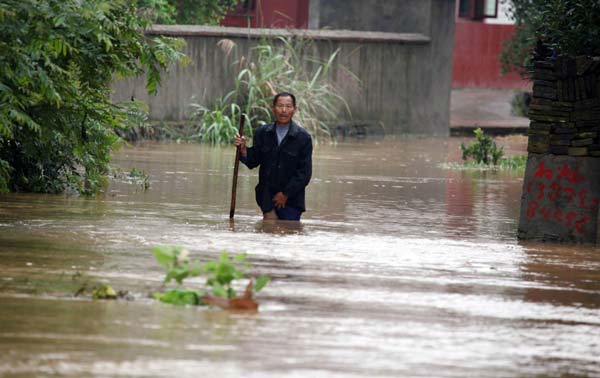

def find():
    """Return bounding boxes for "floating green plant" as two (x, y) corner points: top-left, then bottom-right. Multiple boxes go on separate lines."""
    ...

(151, 245), (270, 309)
(439, 128), (527, 172)
(92, 284), (117, 300)
(461, 128), (504, 165)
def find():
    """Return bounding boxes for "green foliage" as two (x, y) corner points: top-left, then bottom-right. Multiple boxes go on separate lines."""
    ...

(461, 128), (504, 165)
(136, 0), (176, 24)
(440, 154), (527, 172)
(152, 246), (270, 306)
(500, 0), (600, 76)
(92, 284), (117, 300)
(203, 252), (247, 298)
(152, 245), (203, 285)
(499, 0), (537, 76)
(189, 36), (355, 144)
(129, 167), (144, 178)
(510, 90), (531, 117)
(254, 275), (270, 293)
(498, 154), (527, 170)
(130, 167), (150, 190)
(0, 0), (186, 194)
(108, 166), (150, 191)
(0, 159), (11, 194)
(187, 102), (245, 144)
(136, 0), (240, 25)
(153, 288), (203, 305)
(120, 100), (152, 132)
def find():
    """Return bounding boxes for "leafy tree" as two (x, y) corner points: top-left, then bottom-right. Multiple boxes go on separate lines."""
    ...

(137, 0), (241, 25)
(499, 0), (537, 76)
(0, 0), (187, 194)
(500, 0), (600, 76)
(136, 0), (177, 25)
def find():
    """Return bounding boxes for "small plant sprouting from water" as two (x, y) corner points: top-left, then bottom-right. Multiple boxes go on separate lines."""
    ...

(129, 167), (150, 190)
(461, 128), (504, 165)
(439, 128), (526, 172)
(151, 245), (270, 309)
(109, 166), (150, 190)
(497, 154), (527, 170)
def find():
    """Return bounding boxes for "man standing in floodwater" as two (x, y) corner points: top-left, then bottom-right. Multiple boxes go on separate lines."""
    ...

(234, 92), (313, 221)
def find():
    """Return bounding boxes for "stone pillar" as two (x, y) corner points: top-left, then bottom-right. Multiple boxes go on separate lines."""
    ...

(518, 52), (600, 243)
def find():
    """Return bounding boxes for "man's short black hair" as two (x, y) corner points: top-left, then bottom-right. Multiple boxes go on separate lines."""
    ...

(273, 92), (296, 107)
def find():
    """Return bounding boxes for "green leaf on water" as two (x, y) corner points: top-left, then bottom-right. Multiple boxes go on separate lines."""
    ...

(151, 246), (271, 307)
(232, 270), (244, 280)
(187, 263), (204, 277)
(166, 264), (191, 285)
(92, 284), (117, 300)
(204, 261), (218, 272)
(227, 287), (237, 298)
(153, 288), (203, 306)
(211, 282), (227, 298)
(254, 275), (270, 292)
(152, 245), (178, 268)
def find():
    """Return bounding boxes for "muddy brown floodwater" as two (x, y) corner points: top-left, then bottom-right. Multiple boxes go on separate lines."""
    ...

(1, 137), (599, 378)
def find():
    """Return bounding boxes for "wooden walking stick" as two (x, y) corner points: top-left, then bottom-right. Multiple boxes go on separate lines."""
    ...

(230, 114), (246, 219)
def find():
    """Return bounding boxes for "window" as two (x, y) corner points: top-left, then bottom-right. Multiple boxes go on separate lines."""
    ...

(458, 0), (472, 18)
(483, 0), (498, 17)
(458, 0), (498, 20)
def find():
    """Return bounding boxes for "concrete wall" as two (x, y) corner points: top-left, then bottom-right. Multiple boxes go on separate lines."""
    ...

(426, 0), (456, 135)
(112, 0), (455, 135)
(308, 0), (456, 134)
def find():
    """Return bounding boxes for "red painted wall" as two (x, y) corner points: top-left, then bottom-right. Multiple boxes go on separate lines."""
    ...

(452, 20), (529, 89)
(221, 0), (309, 28)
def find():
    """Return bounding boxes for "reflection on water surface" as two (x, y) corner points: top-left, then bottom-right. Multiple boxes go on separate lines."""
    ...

(1, 137), (599, 377)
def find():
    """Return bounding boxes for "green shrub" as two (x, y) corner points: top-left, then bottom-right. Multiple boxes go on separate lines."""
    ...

(510, 90), (531, 117)
(461, 128), (504, 165)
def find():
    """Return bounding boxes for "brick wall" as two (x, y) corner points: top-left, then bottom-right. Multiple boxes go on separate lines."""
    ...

(518, 52), (600, 243)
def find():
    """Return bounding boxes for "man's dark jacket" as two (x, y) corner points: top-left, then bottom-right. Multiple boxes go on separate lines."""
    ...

(241, 121), (312, 213)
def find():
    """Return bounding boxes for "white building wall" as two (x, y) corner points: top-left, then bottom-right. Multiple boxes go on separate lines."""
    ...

(484, 0), (514, 25)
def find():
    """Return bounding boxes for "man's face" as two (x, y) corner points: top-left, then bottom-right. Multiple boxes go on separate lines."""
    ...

(272, 96), (296, 125)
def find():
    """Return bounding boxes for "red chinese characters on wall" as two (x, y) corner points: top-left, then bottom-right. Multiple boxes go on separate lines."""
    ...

(525, 161), (598, 234)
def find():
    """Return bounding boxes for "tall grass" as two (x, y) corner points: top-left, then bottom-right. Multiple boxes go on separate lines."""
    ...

(187, 102), (246, 144)
(188, 35), (357, 144)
